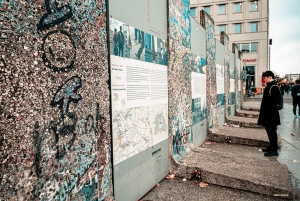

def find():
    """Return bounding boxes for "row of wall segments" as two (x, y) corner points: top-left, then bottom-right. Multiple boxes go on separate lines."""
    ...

(0, 1), (243, 200)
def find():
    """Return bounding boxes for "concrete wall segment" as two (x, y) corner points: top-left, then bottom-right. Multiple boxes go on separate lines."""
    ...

(200, 10), (217, 130)
(220, 32), (230, 118)
(0, 0), (113, 200)
(168, 0), (194, 166)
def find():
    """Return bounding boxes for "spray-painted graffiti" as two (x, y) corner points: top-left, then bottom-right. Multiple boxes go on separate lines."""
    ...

(168, 0), (193, 166)
(172, 111), (193, 161)
(50, 76), (82, 159)
(38, 1), (76, 72)
(1, 0), (112, 200)
(34, 102), (101, 200)
(172, 116), (192, 162)
(173, 128), (190, 153)
(37, 0), (73, 31)
(41, 30), (76, 72)
(169, 0), (191, 48)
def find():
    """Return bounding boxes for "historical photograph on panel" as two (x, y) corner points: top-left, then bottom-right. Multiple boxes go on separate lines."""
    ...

(144, 33), (155, 63)
(216, 64), (225, 108)
(192, 56), (206, 74)
(129, 26), (146, 61)
(154, 38), (168, 65)
(110, 18), (131, 58)
(192, 97), (207, 125)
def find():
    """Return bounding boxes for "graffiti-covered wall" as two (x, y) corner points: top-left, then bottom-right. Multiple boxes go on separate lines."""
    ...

(0, 1), (113, 200)
(231, 43), (239, 115)
(1, 0), (245, 200)
(168, 0), (193, 164)
(200, 10), (217, 129)
(221, 32), (230, 118)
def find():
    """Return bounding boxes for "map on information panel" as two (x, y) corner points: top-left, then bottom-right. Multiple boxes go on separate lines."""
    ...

(151, 104), (168, 145)
(112, 106), (152, 165)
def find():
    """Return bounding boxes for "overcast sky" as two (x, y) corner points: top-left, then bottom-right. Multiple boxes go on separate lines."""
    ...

(269, 0), (300, 76)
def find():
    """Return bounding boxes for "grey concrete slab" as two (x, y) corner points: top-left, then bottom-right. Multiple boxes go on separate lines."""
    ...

(207, 126), (269, 147)
(175, 147), (293, 199)
(236, 109), (259, 118)
(142, 177), (292, 201)
(242, 100), (261, 111)
(226, 116), (263, 128)
(200, 143), (273, 162)
(242, 99), (300, 197)
(276, 104), (300, 196)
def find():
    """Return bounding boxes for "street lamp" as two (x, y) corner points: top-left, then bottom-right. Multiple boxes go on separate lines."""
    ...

(269, 38), (272, 70)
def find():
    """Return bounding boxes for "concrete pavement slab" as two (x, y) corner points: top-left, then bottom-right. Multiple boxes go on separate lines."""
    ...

(207, 126), (269, 147)
(242, 99), (300, 198)
(236, 109), (259, 118)
(174, 146), (293, 199)
(200, 143), (274, 162)
(242, 99), (261, 111)
(142, 177), (291, 201)
(226, 116), (263, 128)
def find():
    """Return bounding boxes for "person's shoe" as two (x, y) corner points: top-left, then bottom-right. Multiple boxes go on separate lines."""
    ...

(294, 115), (298, 118)
(264, 151), (279, 157)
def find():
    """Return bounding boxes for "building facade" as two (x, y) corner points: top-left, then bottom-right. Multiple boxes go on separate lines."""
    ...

(285, 73), (300, 82)
(190, 0), (269, 88)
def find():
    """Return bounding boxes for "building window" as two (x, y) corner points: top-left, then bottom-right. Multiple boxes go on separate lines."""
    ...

(250, 1), (258, 11)
(250, 22), (258, 32)
(190, 7), (196, 17)
(237, 43), (258, 53)
(234, 23), (242, 33)
(241, 44), (250, 53)
(219, 25), (226, 34)
(234, 2), (242, 13)
(219, 4), (226, 14)
(204, 6), (210, 15)
(251, 42), (257, 52)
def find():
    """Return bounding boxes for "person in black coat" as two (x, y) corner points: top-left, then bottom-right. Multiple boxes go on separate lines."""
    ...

(291, 79), (300, 118)
(258, 71), (282, 156)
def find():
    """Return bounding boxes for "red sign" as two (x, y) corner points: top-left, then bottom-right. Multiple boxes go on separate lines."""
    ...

(261, 72), (265, 87)
(243, 58), (256, 62)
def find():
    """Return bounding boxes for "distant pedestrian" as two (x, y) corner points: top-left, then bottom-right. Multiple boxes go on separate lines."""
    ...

(258, 71), (282, 157)
(284, 84), (289, 94)
(279, 84), (284, 96)
(291, 79), (300, 118)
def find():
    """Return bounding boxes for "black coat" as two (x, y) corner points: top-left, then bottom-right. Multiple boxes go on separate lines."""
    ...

(258, 80), (281, 126)
(291, 84), (300, 101)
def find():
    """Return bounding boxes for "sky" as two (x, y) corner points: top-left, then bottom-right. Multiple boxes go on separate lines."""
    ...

(269, 0), (300, 77)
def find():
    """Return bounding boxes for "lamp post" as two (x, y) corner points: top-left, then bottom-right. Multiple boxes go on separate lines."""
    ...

(269, 38), (272, 70)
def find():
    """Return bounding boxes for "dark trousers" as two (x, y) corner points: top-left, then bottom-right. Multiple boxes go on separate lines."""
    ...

(265, 125), (278, 152)
(118, 45), (124, 57)
(293, 100), (300, 115)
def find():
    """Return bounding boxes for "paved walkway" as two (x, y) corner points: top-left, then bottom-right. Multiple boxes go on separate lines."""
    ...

(245, 98), (300, 196)
(142, 98), (300, 201)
